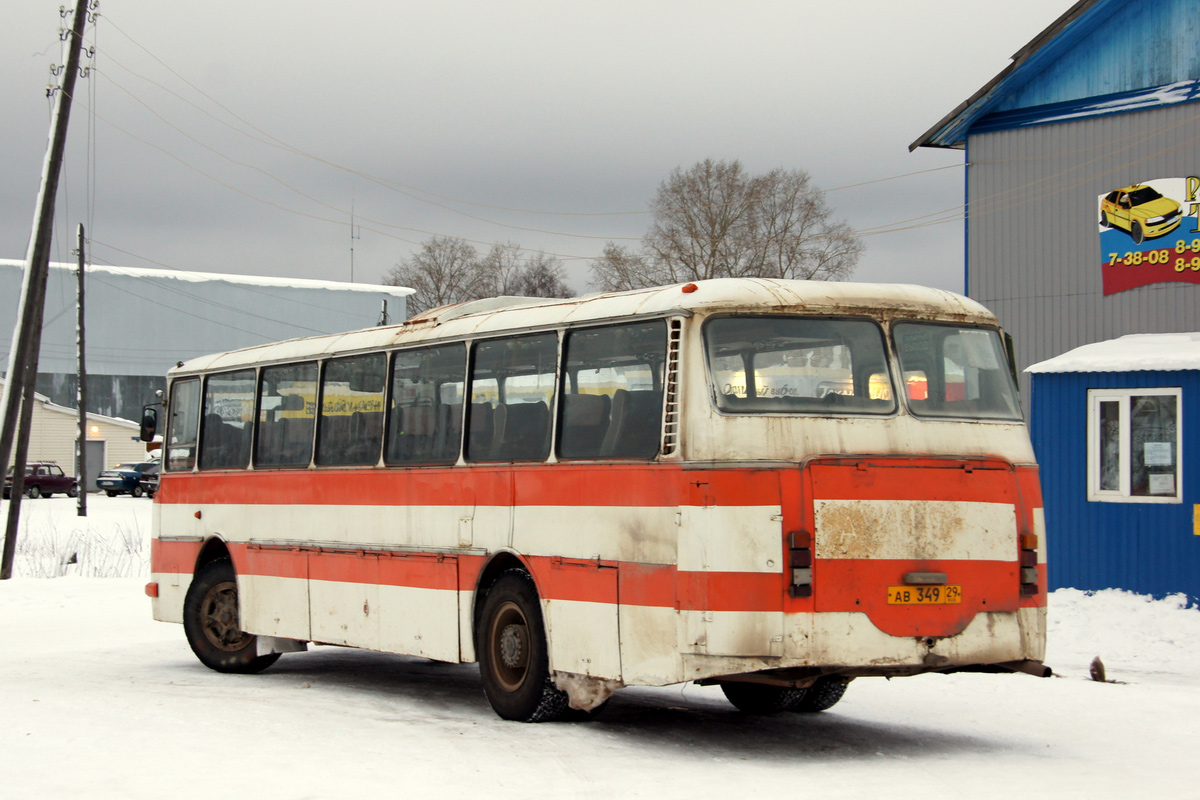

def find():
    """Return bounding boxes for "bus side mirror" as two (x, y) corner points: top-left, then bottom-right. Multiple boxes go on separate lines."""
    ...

(140, 406), (158, 442)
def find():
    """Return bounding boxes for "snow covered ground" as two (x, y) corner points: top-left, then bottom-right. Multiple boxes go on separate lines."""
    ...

(2, 496), (1198, 798)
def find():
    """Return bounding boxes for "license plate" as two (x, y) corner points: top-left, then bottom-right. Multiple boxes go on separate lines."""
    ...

(887, 585), (962, 604)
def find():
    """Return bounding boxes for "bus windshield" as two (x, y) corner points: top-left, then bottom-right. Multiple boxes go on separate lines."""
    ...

(705, 316), (896, 414)
(892, 322), (1022, 421)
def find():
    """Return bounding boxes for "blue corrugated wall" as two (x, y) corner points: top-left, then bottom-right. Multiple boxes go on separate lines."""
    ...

(1030, 370), (1200, 603)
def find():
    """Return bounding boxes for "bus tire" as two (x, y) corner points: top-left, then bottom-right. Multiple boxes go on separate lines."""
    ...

(720, 682), (808, 714)
(477, 569), (569, 722)
(183, 557), (280, 674)
(789, 678), (848, 712)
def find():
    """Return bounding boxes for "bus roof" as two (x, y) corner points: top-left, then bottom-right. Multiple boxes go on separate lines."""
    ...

(171, 278), (996, 375)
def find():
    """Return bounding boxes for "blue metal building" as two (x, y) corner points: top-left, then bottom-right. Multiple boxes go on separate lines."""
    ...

(912, 0), (1200, 409)
(1028, 334), (1200, 602)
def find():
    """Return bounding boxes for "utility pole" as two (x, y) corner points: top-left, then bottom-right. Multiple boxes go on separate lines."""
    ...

(76, 224), (88, 517)
(349, 200), (360, 283)
(1, 0), (90, 580)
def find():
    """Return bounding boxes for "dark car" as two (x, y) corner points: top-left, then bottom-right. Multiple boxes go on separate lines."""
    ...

(3, 461), (79, 499)
(97, 460), (159, 497)
(138, 462), (160, 499)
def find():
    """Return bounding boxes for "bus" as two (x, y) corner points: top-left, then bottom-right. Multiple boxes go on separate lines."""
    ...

(142, 278), (1048, 722)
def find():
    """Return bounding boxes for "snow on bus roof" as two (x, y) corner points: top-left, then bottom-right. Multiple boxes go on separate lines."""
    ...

(1026, 332), (1200, 374)
(173, 278), (994, 374)
(0, 259), (414, 296)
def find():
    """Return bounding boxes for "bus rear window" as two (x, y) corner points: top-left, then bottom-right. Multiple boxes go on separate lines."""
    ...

(705, 316), (896, 414)
(892, 323), (1022, 421)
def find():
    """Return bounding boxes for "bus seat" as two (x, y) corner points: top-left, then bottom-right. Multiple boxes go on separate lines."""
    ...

(560, 393), (611, 458)
(492, 401), (550, 461)
(601, 390), (662, 458)
(436, 402), (463, 460)
(466, 402), (495, 460)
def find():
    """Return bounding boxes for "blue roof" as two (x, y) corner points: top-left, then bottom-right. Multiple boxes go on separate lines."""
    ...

(912, 0), (1200, 150)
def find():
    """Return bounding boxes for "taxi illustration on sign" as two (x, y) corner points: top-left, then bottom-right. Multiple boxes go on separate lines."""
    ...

(1099, 184), (1183, 244)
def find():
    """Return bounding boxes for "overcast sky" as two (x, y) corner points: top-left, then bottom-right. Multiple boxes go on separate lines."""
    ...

(2, 1), (1069, 296)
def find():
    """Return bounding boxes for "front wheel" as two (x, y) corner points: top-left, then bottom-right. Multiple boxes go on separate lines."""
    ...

(26, 485), (41, 499)
(131, 485), (144, 498)
(67, 486), (79, 498)
(1131, 222), (1144, 244)
(106, 491), (117, 497)
(183, 557), (280, 674)
(477, 570), (569, 722)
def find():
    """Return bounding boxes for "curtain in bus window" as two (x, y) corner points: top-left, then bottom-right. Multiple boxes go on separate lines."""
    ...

(316, 354), (386, 466)
(467, 334), (556, 462)
(893, 323), (1022, 421)
(199, 370), (255, 470)
(256, 362), (318, 468)
(705, 316), (895, 414)
(559, 320), (666, 459)
(386, 345), (465, 465)
(166, 378), (201, 471)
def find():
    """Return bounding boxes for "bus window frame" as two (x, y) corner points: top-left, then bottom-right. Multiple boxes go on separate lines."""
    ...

(164, 376), (202, 472)
(384, 342), (469, 467)
(701, 313), (899, 417)
(314, 352), (388, 468)
(890, 320), (1024, 423)
(198, 368), (257, 471)
(464, 331), (561, 464)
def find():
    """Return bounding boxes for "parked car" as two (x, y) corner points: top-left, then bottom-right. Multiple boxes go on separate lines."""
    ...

(97, 460), (160, 497)
(1100, 184), (1182, 243)
(138, 462), (160, 499)
(3, 461), (79, 499)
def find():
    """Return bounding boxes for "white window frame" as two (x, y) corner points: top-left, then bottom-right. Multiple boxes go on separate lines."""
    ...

(1086, 387), (1182, 503)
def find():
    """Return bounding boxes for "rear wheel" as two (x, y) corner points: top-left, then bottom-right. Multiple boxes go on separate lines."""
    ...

(477, 569), (569, 722)
(789, 677), (848, 712)
(26, 485), (41, 499)
(131, 485), (144, 498)
(183, 557), (280, 674)
(106, 491), (117, 497)
(720, 682), (809, 714)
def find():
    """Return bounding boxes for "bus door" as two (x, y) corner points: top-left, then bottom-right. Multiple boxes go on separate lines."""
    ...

(807, 458), (1022, 640)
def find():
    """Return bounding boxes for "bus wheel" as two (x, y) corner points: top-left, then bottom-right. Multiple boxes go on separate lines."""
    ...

(183, 557), (280, 674)
(789, 677), (848, 712)
(720, 682), (808, 714)
(478, 570), (569, 722)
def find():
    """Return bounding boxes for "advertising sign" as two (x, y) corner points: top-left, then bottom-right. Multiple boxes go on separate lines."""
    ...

(1099, 176), (1200, 295)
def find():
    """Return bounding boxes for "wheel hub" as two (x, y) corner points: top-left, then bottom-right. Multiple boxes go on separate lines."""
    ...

(499, 623), (525, 669)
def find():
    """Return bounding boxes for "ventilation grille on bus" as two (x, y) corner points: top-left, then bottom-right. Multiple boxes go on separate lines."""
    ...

(661, 318), (683, 457)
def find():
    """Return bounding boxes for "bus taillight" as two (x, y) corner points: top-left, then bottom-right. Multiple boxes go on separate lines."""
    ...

(1019, 532), (1039, 597)
(789, 530), (813, 598)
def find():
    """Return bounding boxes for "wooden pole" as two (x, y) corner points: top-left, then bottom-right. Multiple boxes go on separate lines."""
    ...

(0, 0), (90, 579)
(76, 223), (88, 517)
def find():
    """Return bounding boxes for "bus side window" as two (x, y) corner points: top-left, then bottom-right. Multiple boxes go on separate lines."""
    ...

(316, 354), (386, 467)
(165, 378), (201, 471)
(385, 345), (465, 465)
(256, 362), (318, 468)
(467, 334), (556, 462)
(559, 320), (667, 460)
(198, 369), (255, 470)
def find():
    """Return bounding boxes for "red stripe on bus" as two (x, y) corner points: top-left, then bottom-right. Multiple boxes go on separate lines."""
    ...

(155, 463), (784, 508)
(809, 459), (1023, 504)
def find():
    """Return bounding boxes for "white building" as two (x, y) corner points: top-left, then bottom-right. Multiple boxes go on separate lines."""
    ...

(0, 260), (412, 420)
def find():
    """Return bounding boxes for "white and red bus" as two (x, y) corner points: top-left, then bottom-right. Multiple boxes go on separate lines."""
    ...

(144, 278), (1048, 721)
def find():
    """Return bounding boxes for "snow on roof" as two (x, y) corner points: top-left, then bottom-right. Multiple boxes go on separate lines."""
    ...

(1026, 332), (1200, 374)
(0, 259), (413, 297)
(0, 377), (139, 428)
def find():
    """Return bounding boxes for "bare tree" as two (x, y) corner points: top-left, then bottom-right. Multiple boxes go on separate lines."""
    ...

(589, 159), (863, 290)
(515, 251), (572, 298)
(383, 236), (482, 316)
(385, 237), (574, 317)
